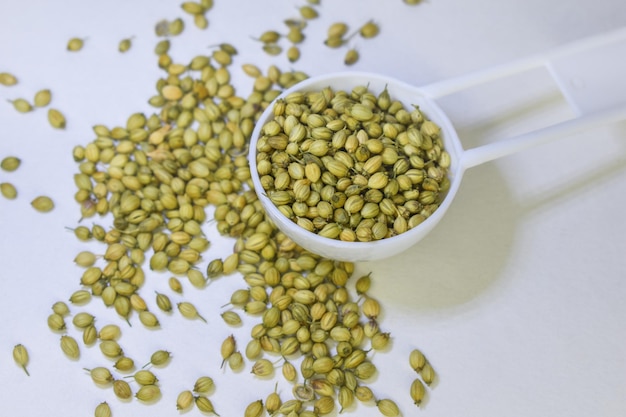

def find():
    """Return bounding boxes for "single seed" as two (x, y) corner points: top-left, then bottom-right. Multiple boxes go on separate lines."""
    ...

(344, 49), (359, 66)
(244, 399), (264, 417)
(113, 379), (132, 399)
(410, 378), (426, 405)
(144, 349), (171, 368)
(48, 108), (67, 129)
(85, 366), (114, 384)
(1, 156), (20, 171)
(376, 398), (400, 416)
(9, 98), (32, 113)
(135, 385), (161, 402)
(12, 344), (29, 376)
(220, 334), (236, 367)
(251, 358), (273, 377)
(177, 301), (207, 322)
(195, 396), (217, 414)
(176, 390), (194, 410)
(0, 183), (17, 199)
(221, 311), (242, 326)
(359, 20), (380, 38)
(60, 335), (80, 359)
(193, 376), (215, 393)
(0, 72), (18, 86)
(118, 37), (132, 53)
(67, 37), (84, 51)
(34, 89), (52, 107)
(409, 348), (426, 372)
(94, 402), (111, 417)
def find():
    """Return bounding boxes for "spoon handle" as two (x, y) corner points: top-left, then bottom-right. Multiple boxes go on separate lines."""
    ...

(420, 27), (626, 170)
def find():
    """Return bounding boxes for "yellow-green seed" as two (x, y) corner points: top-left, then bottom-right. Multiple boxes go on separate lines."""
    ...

(244, 400), (264, 417)
(344, 49), (359, 66)
(100, 340), (123, 358)
(9, 98), (32, 113)
(409, 348), (426, 372)
(376, 398), (400, 416)
(34, 89), (51, 107)
(410, 378), (426, 405)
(99, 324), (121, 340)
(1, 156), (20, 171)
(113, 379), (133, 399)
(193, 376), (215, 393)
(72, 312), (95, 328)
(12, 344), (29, 376)
(48, 313), (66, 331)
(251, 358), (274, 377)
(114, 356), (135, 372)
(139, 310), (160, 327)
(155, 292), (172, 312)
(67, 37), (84, 51)
(48, 108), (66, 129)
(60, 335), (80, 359)
(359, 20), (380, 38)
(221, 310), (242, 326)
(119, 37), (132, 53)
(94, 402), (112, 417)
(0, 72), (18, 86)
(0, 183), (17, 199)
(420, 361), (436, 385)
(177, 301), (206, 322)
(86, 366), (114, 384)
(176, 390), (194, 410)
(52, 301), (70, 316)
(144, 349), (171, 367)
(195, 396), (217, 414)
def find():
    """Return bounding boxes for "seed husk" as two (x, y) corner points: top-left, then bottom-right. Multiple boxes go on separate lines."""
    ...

(12, 344), (29, 376)
(220, 334), (236, 366)
(100, 340), (123, 358)
(47, 108), (66, 129)
(114, 356), (135, 372)
(94, 402), (112, 417)
(52, 301), (70, 316)
(0, 183), (17, 199)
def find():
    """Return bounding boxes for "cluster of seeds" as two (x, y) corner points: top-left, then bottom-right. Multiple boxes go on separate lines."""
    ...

(408, 348), (436, 406)
(2, 1), (439, 416)
(254, 1), (319, 63)
(0, 154), (55, 210)
(5, 84), (65, 129)
(255, 85), (450, 242)
(323, 20), (381, 65)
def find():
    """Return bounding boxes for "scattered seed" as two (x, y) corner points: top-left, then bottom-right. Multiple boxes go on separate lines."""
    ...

(0, 72), (18, 86)
(67, 37), (85, 51)
(12, 344), (29, 376)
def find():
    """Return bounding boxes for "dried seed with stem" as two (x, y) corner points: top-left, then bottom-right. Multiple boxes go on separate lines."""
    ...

(177, 301), (207, 322)
(12, 344), (29, 376)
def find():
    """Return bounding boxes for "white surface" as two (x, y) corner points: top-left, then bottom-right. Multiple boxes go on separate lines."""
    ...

(1, 1), (626, 416)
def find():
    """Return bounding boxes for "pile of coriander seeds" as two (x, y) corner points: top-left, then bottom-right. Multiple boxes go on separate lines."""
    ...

(255, 86), (451, 242)
(0, 1), (442, 416)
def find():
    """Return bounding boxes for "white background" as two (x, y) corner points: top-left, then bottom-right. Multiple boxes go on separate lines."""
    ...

(1, 1), (625, 416)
